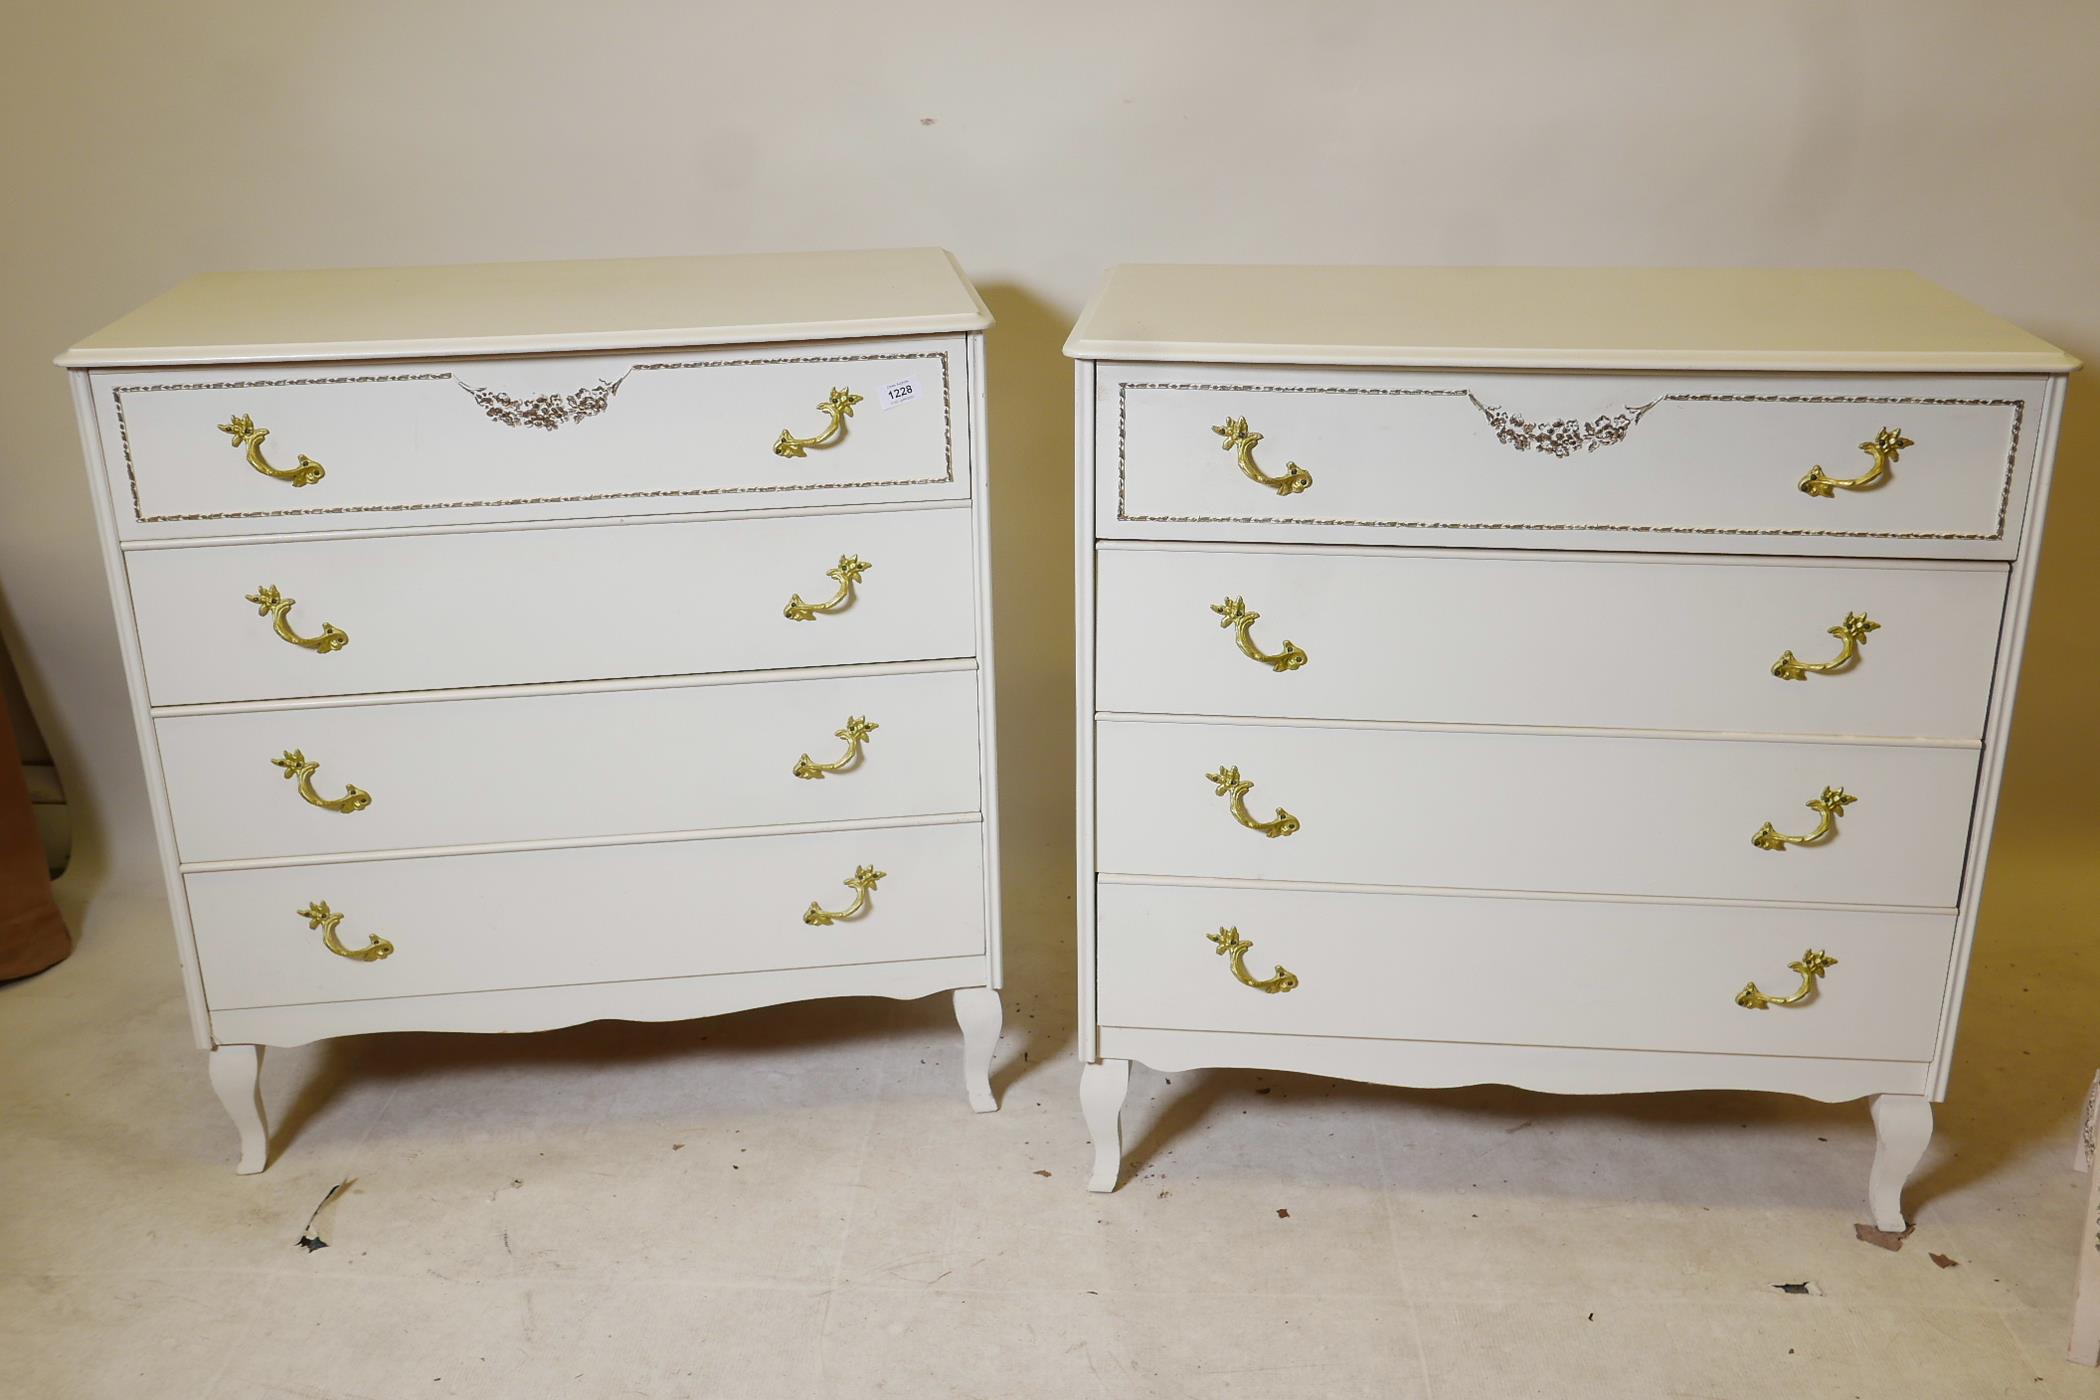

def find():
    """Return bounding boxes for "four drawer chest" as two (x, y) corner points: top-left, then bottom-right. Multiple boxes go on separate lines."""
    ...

(1065, 266), (2075, 1228)
(63, 248), (1007, 1172)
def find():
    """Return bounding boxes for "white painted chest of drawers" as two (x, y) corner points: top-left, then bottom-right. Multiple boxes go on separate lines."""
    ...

(1066, 266), (2075, 1228)
(62, 249), (1007, 1171)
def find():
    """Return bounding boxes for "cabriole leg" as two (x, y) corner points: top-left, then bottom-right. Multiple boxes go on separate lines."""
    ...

(952, 985), (1002, 1113)
(207, 1044), (269, 1175)
(1867, 1092), (1932, 1232)
(1081, 1058), (1130, 1193)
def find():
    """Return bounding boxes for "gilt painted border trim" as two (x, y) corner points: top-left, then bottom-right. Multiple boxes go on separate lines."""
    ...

(111, 350), (956, 524)
(1113, 382), (2024, 542)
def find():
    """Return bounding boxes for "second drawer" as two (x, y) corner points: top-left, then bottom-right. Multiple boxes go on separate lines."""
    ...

(156, 666), (982, 863)
(1097, 546), (2007, 740)
(127, 504), (976, 706)
(1095, 719), (1981, 907)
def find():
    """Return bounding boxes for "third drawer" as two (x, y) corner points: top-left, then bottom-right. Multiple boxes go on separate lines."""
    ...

(1096, 546), (2007, 740)
(156, 666), (982, 864)
(1095, 719), (1981, 907)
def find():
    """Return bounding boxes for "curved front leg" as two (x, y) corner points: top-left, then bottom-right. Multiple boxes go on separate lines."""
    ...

(1081, 1058), (1131, 1192)
(1212, 417), (1312, 495)
(207, 1045), (269, 1174)
(952, 986), (1002, 1113)
(1205, 765), (1300, 838)
(1868, 1093), (1933, 1232)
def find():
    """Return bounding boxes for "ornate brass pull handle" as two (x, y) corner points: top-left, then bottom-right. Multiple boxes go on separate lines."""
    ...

(1752, 786), (1856, 851)
(774, 388), (863, 458)
(1206, 765), (1300, 838)
(784, 555), (872, 622)
(1213, 417), (1312, 495)
(1737, 948), (1837, 1009)
(296, 900), (393, 962)
(804, 864), (885, 926)
(271, 750), (371, 813)
(794, 716), (877, 780)
(1210, 597), (1308, 673)
(244, 585), (349, 654)
(1800, 427), (1910, 497)
(1774, 612), (1880, 681)
(1207, 926), (1299, 994)
(219, 414), (325, 487)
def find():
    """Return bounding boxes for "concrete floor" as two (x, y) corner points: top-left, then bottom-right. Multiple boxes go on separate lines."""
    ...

(6, 818), (2100, 1400)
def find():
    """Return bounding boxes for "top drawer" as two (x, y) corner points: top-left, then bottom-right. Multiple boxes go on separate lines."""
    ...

(92, 335), (970, 540)
(1095, 364), (2046, 559)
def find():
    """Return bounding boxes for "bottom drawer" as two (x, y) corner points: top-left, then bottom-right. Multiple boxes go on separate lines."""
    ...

(188, 821), (985, 1010)
(1096, 882), (1955, 1062)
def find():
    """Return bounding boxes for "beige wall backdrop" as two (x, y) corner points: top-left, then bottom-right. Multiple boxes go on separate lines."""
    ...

(1, 1), (2095, 901)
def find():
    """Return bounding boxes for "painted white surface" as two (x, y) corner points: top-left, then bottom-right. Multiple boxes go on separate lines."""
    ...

(1065, 266), (2077, 372)
(1095, 881), (1956, 1061)
(206, 952), (989, 1046)
(93, 335), (970, 539)
(125, 504), (977, 704)
(1096, 544), (2008, 740)
(1093, 1028), (1931, 1103)
(154, 666), (982, 863)
(1100, 364), (2042, 558)
(1095, 718), (1980, 907)
(60, 248), (992, 367)
(186, 818), (986, 1011)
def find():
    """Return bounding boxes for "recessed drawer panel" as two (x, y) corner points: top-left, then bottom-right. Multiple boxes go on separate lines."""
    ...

(1096, 881), (1955, 1062)
(156, 667), (982, 864)
(1097, 365), (2043, 559)
(94, 335), (969, 540)
(186, 819), (986, 1010)
(126, 506), (976, 705)
(1095, 719), (1980, 907)
(1096, 546), (2007, 740)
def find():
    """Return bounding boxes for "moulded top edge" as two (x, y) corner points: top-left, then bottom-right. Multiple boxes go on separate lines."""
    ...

(59, 248), (993, 368)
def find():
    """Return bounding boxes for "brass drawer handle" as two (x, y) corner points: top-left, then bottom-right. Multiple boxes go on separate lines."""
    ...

(785, 555), (871, 622)
(1211, 596), (1308, 673)
(1213, 417), (1312, 495)
(219, 414), (325, 487)
(1774, 612), (1879, 681)
(804, 864), (884, 926)
(775, 388), (863, 458)
(271, 750), (371, 813)
(1207, 926), (1299, 994)
(1737, 948), (1837, 1009)
(1206, 765), (1300, 838)
(245, 585), (349, 654)
(1800, 427), (1909, 497)
(296, 900), (393, 962)
(794, 716), (877, 780)
(1752, 785), (1856, 851)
